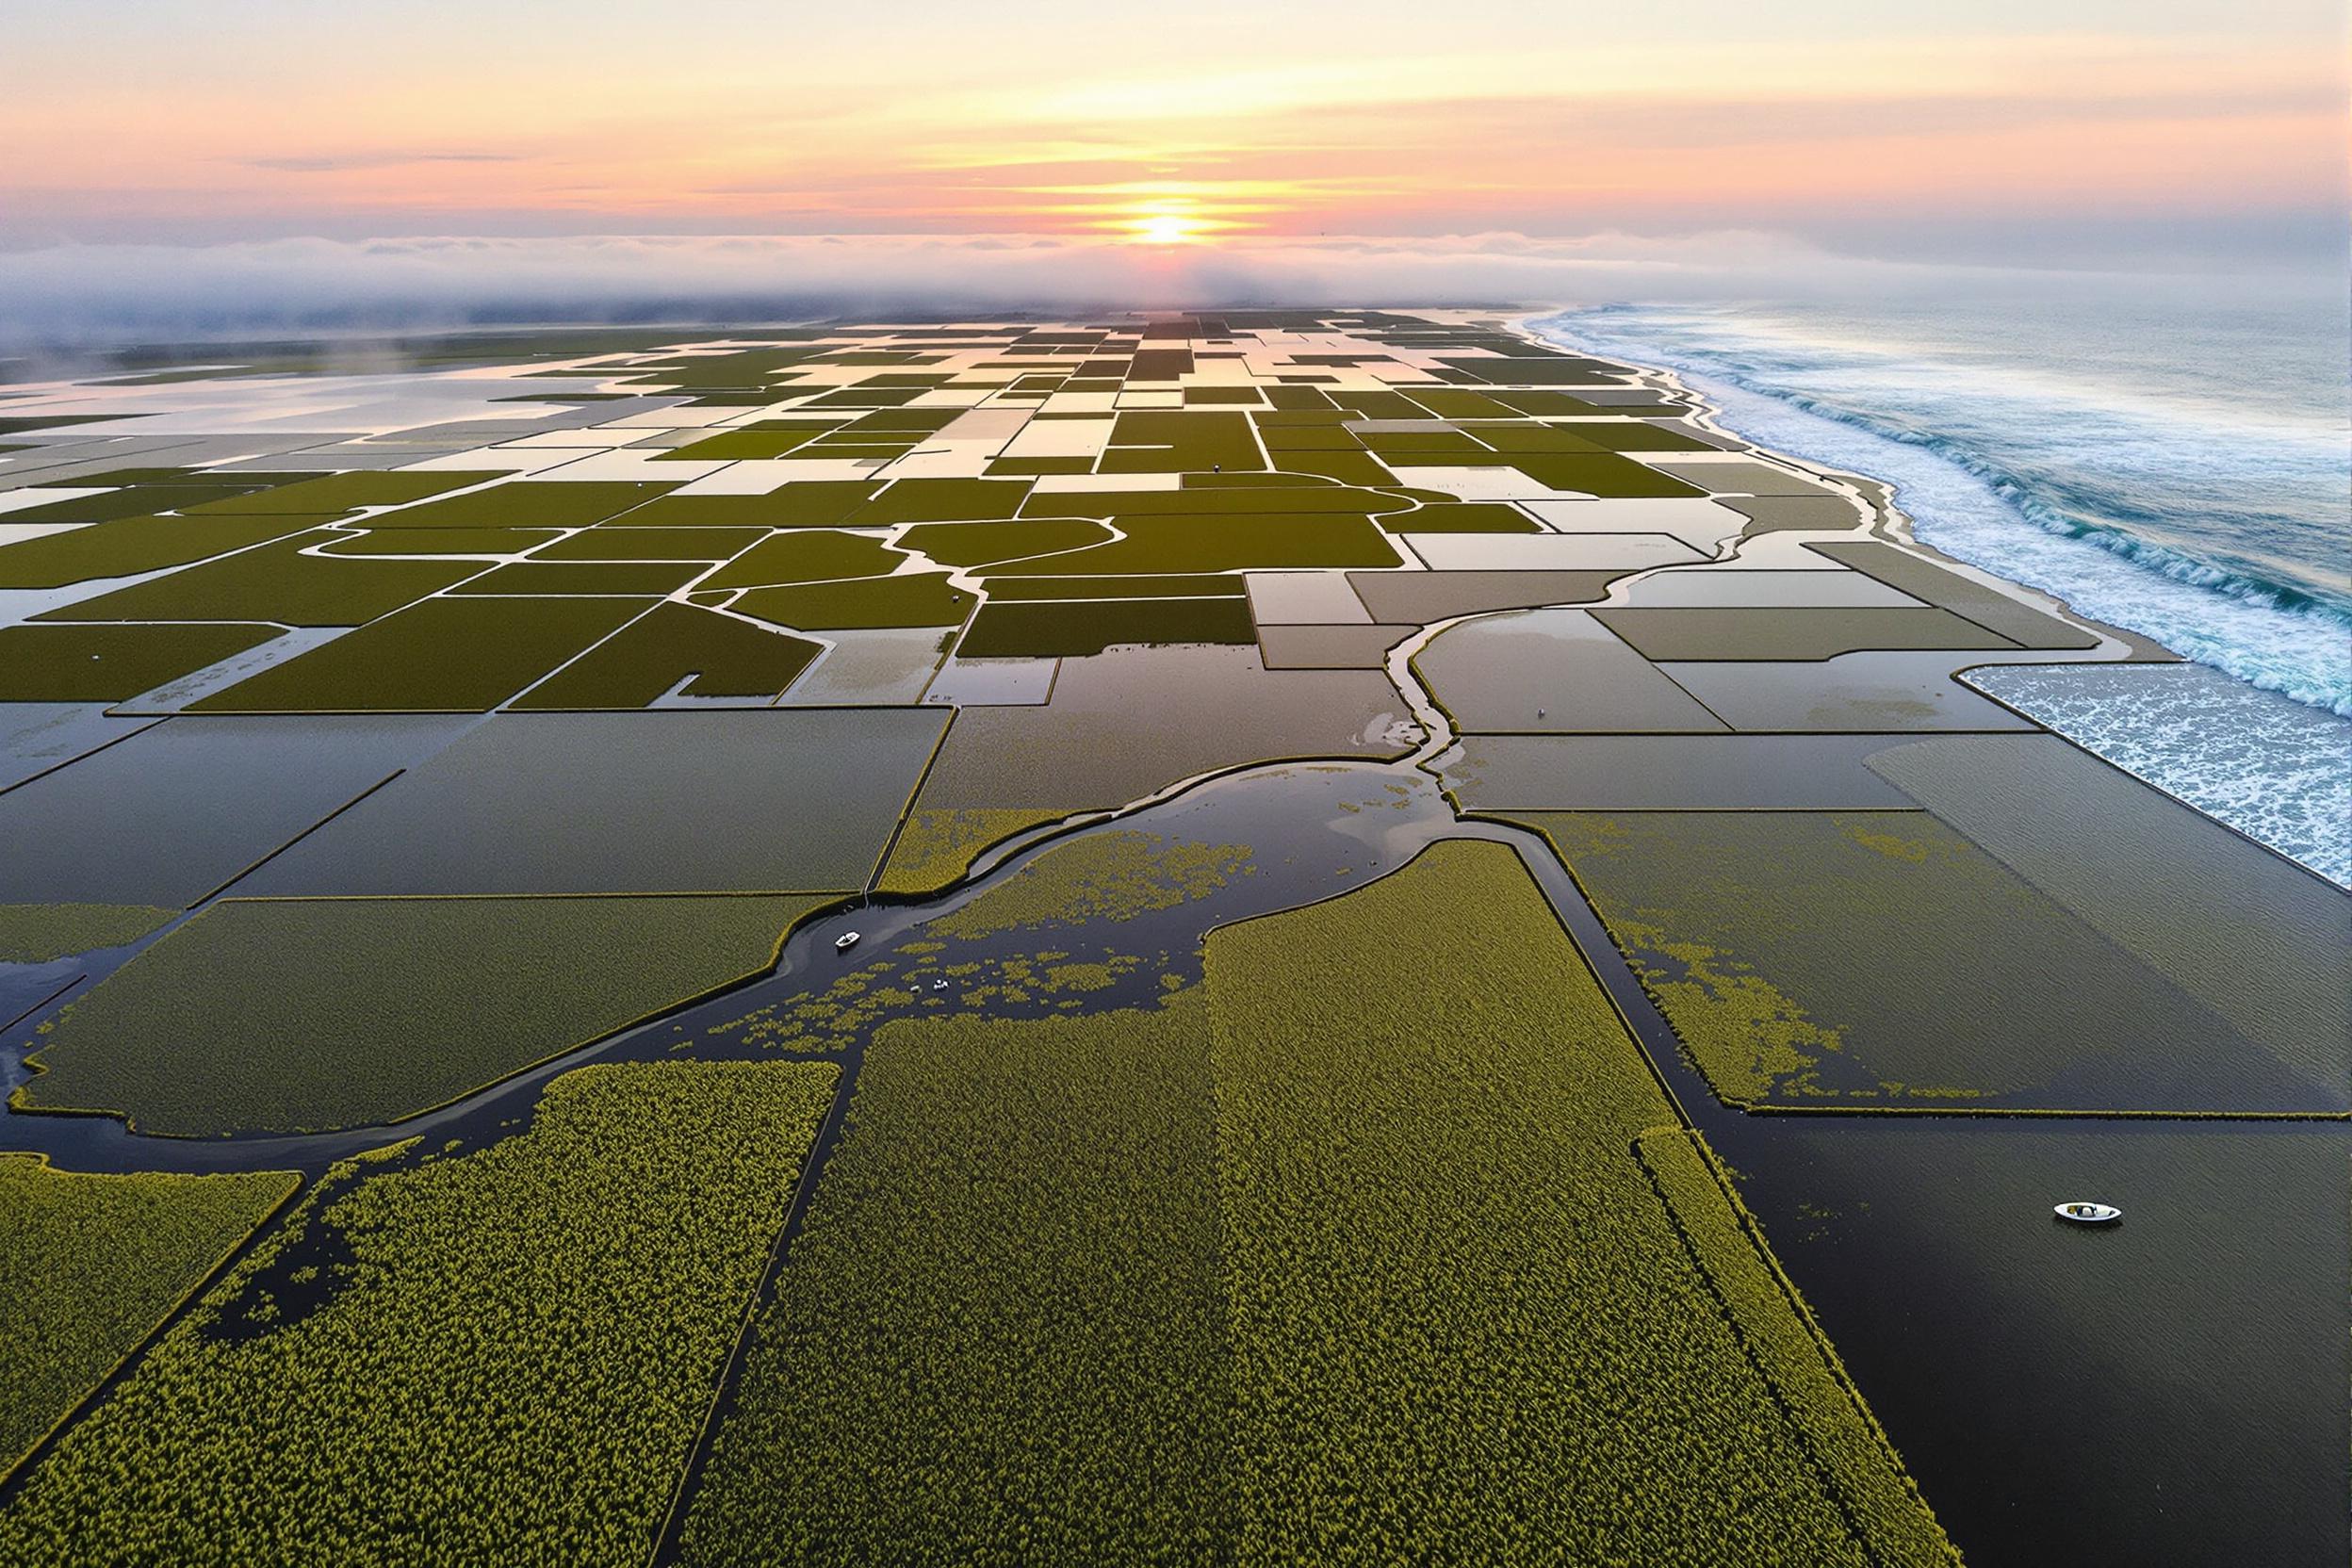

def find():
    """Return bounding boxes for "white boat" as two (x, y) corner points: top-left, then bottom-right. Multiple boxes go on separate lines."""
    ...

(2054, 1200), (2122, 1224)
(834, 931), (861, 952)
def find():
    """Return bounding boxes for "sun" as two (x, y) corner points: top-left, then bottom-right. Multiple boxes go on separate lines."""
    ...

(1126, 212), (1206, 245)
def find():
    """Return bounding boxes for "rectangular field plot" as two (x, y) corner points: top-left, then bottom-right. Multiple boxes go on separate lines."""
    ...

(0, 1062), (833, 1564)
(37, 532), (483, 626)
(190, 595), (646, 711)
(183, 469), (498, 514)
(1511, 811), (2344, 1113)
(511, 602), (821, 708)
(1413, 610), (1725, 732)
(361, 480), (674, 529)
(956, 596), (1255, 658)
(14, 897), (828, 1135)
(676, 843), (1950, 1568)
(237, 709), (946, 894)
(1809, 540), (2103, 650)
(677, 1004), (1233, 1567)
(0, 1157), (298, 1481)
(912, 645), (1410, 812)
(1444, 733), (1925, 810)
(1659, 650), (2047, 731)
(1590, 607), (2017, 662)
(0, 512), (324, 589)
(0, 622), (283, 703)
(0, 714), (466, 907)
(1864, 733), (2351, 1099)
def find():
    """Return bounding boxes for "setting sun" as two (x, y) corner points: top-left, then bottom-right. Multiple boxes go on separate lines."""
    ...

(1125, 212), (1206, 244)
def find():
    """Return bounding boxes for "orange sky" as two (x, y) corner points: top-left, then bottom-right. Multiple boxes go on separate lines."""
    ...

(1, 2), (2343, 264)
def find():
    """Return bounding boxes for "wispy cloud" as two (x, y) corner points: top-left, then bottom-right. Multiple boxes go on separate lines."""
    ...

(233, 152), (523, 173)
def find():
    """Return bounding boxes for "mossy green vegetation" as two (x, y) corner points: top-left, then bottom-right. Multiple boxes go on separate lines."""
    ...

(191, 596), (645, 711)
(0, 1156), (299, 1481)
(0, 902), (178, 962)
(313, 526), (562, 556)
(699, 530), (905, 589)
(0, 1061), (835, 1566)
(615, 483), (878, 528)
(848, 479), (1033, 525)
(528, 526), (763, 562)
(509, 602), (820, 707)
(1384, 500), (1541, 532)
(36, 533), (481, 626)
(362, 481), (673, 530)
(1097, 410), (1264, 473)
(874, 807), (1071, 896)
(1511, 810), (2325, 1112)
(927, 829), (1252, 939)
(682, 840), (1952, 1566)
(898, 516), (1108, 565)
(15, 893), (826, 1135)
(179, 470), (497, 515)
(678, 1001), (1230, 1568)
(448, 560), (696, 596)
(732, 572), (972, 630)
(0, 513), (322, 590)
(991, 514), (1399, 575)
(1202, 841), (1952, 1564)
(981, 573), (1244, 599)
(0, 621), (281, 701)
(956, 596), (1255, 657)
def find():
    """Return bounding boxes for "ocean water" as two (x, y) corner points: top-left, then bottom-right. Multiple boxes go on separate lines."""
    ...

(1531, 284), (2352, 881)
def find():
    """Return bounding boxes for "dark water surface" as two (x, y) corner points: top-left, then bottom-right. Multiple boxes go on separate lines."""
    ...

(3, 753), (2341, 1566)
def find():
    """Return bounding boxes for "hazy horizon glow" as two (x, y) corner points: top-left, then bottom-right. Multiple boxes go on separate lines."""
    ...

(4, 0), (2344, 272)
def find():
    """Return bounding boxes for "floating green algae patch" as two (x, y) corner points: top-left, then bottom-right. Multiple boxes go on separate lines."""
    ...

(898, 516), (1108, 565)
(0, 1156), (298, 1481)
(37, 533), (482, 627)
(699, 530), (905, 589)
(990, 514), (1399, 575)
(683, 840), (1952, 1566)
(191, 596), (645, 711)
(0, 903), (178, 963)
(0, 622), (281, 702)
(874, 807), (1071, 896)
(0, 1061), (834, 1566)
(956, 596), (1255, 657)
(448, 560), (695, 596)
(1510, 810), (2324, 1112)
(181, 470), (498, 515)
(15, 894), (826, 1135)
(677, 1002), (1230, 1568)
(733, 572), (972, 630)
(510, 602), (820, 707)
(0, 512), (322, 590)
(1203, 841), (1952, 1565)
(926, 829), (1253, 939)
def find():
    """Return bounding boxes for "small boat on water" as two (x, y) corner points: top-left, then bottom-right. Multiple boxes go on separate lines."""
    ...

(2054, 1200), (2122, 1225)
(834, 931), (862, 952)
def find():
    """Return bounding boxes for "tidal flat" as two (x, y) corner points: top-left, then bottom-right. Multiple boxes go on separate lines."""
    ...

(0, 310), (2341, 1567)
